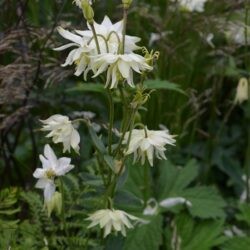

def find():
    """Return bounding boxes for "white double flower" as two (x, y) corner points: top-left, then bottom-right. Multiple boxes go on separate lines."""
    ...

(55, 15), (151, 88)
(122, 127), (176, 166)
(41, 114), (80, 153)
(86, 209), (143, 237)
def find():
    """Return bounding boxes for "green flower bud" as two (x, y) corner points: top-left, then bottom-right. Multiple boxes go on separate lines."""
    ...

(82, 0), (94, 23)
(122, 0), (133, 9)
(46, 192), (62, 217)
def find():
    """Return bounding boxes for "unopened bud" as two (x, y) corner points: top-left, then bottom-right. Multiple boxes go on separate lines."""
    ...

(235, 77), (249, 105)
(122, 0), (133, 9)
(114, 160), (125, 174)
(46, 192), (62, 217)
(82, 0), (94, 23)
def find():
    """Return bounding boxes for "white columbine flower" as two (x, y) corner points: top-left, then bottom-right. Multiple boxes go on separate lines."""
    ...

(122, 127), (176, 166)
(175, 0), (207, 12)
(54, 27), (95, 78)
(40, 114), (80, 153)
(234, 78), (249, 105)
(33, 144), (74, 202)
(86, 209), (142, 237)
(91, 53), (152, 88)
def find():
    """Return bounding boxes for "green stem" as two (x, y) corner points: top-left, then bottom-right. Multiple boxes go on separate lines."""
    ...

(89, 22), (101, 54)
(121, 8), (128, 54)
(114, 107), (137, 157)
(107, 90), (114, 155)
(59, 178), (67, 234)
(245, 125), (250, 203)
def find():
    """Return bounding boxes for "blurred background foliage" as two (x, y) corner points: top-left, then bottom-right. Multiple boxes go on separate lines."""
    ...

(1, 0), (250, 249)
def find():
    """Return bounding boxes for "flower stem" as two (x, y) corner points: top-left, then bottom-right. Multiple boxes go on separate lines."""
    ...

(59, 177), (67, 234)
(121, 8), (128, 54)
(107, 90), (114, 155)
(89, 22), (101, 54)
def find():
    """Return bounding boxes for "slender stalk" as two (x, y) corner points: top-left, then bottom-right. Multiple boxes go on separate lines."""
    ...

(121, 8), (128, 54)
(114, 107), (137, 157)
(59, 178), (67, 233)
(89, 22), (101, 54)
(244, 0), (250, 203)
(107, 90), (114, 155)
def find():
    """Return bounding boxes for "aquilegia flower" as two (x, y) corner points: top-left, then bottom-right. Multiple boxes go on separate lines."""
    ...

(33, 144), (74, 202)
(40, 114), (80, 153)
(55, 16), (142, 79)
(91, 53), (152, 88)
(122, 127), (176, 166)
(86, 209), (142, 237)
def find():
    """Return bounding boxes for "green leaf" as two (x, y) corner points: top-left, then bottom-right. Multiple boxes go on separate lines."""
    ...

(103, 155), (115, 172)
(144, 79), (186, 95)
(66, 83), (106, 94)
(182, 186), (226, 219)
(175, 213), (225, 250)
(88, 124), (106, 154)
(124, 215), (163, 250)
(157, 159), (199, 199)
(222, 237), (250, 250)
(236, 203), (250, 225)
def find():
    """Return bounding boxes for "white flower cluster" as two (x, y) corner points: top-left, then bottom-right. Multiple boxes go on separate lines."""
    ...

(33, 1), (178, 239)
(54, 16), (152, 88)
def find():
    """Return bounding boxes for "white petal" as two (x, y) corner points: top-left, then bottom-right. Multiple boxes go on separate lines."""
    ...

(44, 181), (56, 202)
(57, 27), (83, 45)
(44, 144), (58, 169)
(33, 168), (45, 179)
(35, 178), (49, 189)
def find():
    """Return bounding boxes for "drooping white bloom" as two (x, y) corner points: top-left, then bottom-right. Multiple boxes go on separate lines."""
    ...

(54, 27), (95, 78)
(174, 0), (207, 12)
(159, 197), (192, 208)
(41, 114), (80, 153)
(234, 78), (249, 105)
(91, 53), (152, 88)
(86, 209), (142, 237)
(122, 127), (176, 166)
(33, 144), (74, 201)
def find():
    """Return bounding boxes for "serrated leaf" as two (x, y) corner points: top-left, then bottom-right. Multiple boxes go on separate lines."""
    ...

(222, 237), (250, 250)
(175, 213), (225, 250)
(157, 159), (198, 199)
(182, 186), (226, 219)
(124, 215), (163, 250)
(236, 203), (250, 225)
(144, 79), (186, 95)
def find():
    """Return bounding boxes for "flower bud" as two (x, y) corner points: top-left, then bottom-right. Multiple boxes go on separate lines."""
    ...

(122, 0), (133, 9)
(82, 0), (94, 23)
(114, 160), (125, 174)
(235, 77), (249, 105)
(46, 192), (62, 217)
